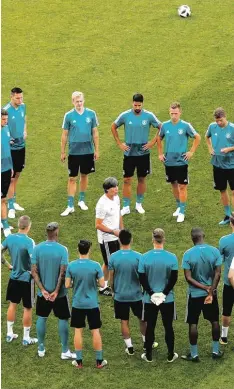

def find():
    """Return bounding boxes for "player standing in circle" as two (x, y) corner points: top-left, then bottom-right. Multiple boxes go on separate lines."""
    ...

(219, 212), (234, 345)
(95, 177), (123, 296)
(60, 91), (99, 216)
(3, 87), (27, 219)
(205, 108), (234, 225)
(111, 93), (161, 216)
(157, 102), (201, 223)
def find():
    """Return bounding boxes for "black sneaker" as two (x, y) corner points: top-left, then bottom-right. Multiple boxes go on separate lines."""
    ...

(72, 359), (83, 369)
(167, 352), (178, 363)
(212, 351), (224, 359)
(219, 216), (230, 226)
(99, 287), (112, 296)
(219, 337), (228, 345)
(125, 347), (134, 355)
(181, 353), (199, 362)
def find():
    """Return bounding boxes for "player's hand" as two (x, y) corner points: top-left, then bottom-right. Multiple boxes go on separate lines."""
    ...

(142, 142), (153, 151)
(94, 151), (99, 161)
(8, 265), (13, 271)
(209, 148), (215, 155)
(158, 154), (166, 162)
(221, 147), (231, 154)
(42, 289), (50, 300)
(112, 229), (120, 237)
(204, 295), (213, 304)
(183, 151), (194, 161)
(119, 143), (130, 152)
(23, 130), (27, 139)
(61, 152), (66, 163)
(49, 291), (58, 302)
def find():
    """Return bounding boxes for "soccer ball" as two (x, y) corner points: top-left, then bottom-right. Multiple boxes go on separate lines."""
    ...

(178, 5), (191, 18)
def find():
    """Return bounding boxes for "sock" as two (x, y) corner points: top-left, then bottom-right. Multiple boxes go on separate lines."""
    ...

(36, 317), (47, 347)
(38, 343), (45, 352)
(221, 326), (229, 338)
(7, 321), (14, 336)
(123, 197), (130, 207)
(2, 219), (9, 229)
(136, 194), (144, 204)
(176, 198), (180, 208)
(58, 319), (69, 353)
(76, 350), (83, 361)
(67, 196), (74, 208)
(95, 350), (103, 362)
(224, 205), (231, 217)
(8, 198), (14, 210)
(23, 326), (31, 340)
(212, 341), (220, 354)
(142, 335), (145, 342)
(124, 338), (133, 348)
(190, 344), (198, 358)
(180, 202), (186, 215)
(78, 192), (85, 202)
(100, 281), (108, 291)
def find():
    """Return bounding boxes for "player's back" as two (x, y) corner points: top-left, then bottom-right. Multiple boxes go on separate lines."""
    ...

(219, 233), (234, 286)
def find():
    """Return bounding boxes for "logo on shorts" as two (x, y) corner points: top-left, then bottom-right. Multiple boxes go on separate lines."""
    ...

(91, 167), (95, 171)
(142, 120), (148, 125)
(184, 179), (187, 183)
(68, 169), (71, 175)
(86, 117), (91, 123)
(226, 133), (231, 139)
(178, 129), (184, 135)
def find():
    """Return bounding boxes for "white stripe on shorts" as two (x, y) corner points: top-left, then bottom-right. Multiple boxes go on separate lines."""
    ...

(104, 241), (111, 262)
(184, 294), (189, 322)
(31, 279), (35, 307)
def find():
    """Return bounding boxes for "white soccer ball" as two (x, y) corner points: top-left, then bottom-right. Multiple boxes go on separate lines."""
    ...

(178, 5), (191, 18)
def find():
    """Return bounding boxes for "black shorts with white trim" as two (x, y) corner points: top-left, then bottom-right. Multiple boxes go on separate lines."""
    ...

(99, 240), (120, 266)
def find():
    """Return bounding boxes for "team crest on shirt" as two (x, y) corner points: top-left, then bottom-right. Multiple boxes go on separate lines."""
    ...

(86, 117), (91, 123)
(178, 129), (184, 135)
(142, 120), (148, 125)
(226, 133), (231, 139)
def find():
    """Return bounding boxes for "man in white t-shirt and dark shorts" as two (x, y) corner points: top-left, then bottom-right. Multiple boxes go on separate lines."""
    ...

(96, 177), (123, 296)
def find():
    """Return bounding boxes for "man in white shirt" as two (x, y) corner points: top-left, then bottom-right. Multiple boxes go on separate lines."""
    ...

(228, 258), (234, 288)
(95, 177), (123, 296)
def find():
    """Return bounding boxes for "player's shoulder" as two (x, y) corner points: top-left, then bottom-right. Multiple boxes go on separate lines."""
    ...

(91, 259), (102, 267)
(219, 234), (233, 244)
(85, 107), (96, 115)
(143, 109), (157, 117)
(118, 109), (131, 117)
(162, 120), (171, 126)
(164, 249), (177, 260)
(183, 246), (194, 256)
(208, 122), (217, 129)
(131, 250), (142, 257)
(64, 108), (75, 117)
(228, 121), (234, 128)
(96, 194), (106, 206)
(2, 102), (11, 111)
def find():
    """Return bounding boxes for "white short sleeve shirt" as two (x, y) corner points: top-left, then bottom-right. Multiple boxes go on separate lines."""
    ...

(95, 194), (120, 243)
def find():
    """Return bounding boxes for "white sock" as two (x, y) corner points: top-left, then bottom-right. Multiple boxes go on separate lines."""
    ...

(7, 321), (14, 335)
(99, 281), (108, 291)
(142, 335), (145, 342)
(124, 338), (133, 348)
(221, 326), (229, 338)
(23, 326), (31, 340)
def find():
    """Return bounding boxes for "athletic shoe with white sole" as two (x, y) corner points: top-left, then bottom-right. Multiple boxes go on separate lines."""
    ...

(22, 337), (38, 346)
(141, 353), (152, 362)
(38, 348), (46, 357)
(6, 333), (18, 343)
(1, 224), (14, 230)
(219, 216), (230, 226)
(121, 206), (130, 216)
(167, 352), (178, 363)
(212, 351), (224, 359)
(3, 228), (11, 237)
(181, 353), (199, 362)
(72, 359), (83, 368)
(99, 286), (112, 296)
(61, 350), (76, 360)
(78, 201), (88, 211)
(14, 203), (25, 211)
(8, 209), (16, 219)
(177, 213), (185, 223)
(125, 347), (134, 355)
(60, 206), (75, 217)
(96, 359), (108, 369)
(173, 207), (180, 217)
(219, 337), (228, 345)
(135, 203), (145, 214)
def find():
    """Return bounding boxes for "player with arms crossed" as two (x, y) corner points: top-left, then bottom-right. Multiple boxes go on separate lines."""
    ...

(157, 102), (201, 223)
(181, 228), (223, 362)
(205, 108), (234, 225)
(61, 91), (99, 216)
(111, 93), (161, 216)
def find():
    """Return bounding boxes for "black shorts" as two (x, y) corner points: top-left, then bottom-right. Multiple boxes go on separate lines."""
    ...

(11, 148), (25, 176)
(142, 302), (176, 323)
(36, 295), (71, 320)
(70, 307), (102, 330)
(186, 294), (219, 324)
(6, 278), (35, 309)
(114, 300), (143, 320)
(222, 284), (234, 317)
(123, 154), (151, 178)
(213, 166), (234, 191)
(68, 154), (95, 177)
(165, 165), (188, 185)
(1, 170), (12, 198)
(100, 240), (120, 266)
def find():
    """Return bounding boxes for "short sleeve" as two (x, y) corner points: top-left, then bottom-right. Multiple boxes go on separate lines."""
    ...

(1, 238), (8, 249)
(171, 256), (179, 271)
(96, 202), (106, 219)
(230, 258), (234, 270)
(66, 264), (72, 278)
(28, 239), (36, 259)
(31, 246), (37, 265)
(214, 249), (222, 267)
(218, 238), (224, 257)
(24, 104), (26, 116)
(149, 113), (161, 129)
(62, 113), (70, 130)
(206, 125), (212, 138)
(138, 256), (145, 273)
(182, 253), (191, 270)
(97, 263), (104, 279)
(61, 246), (69, 265)
(186, 123), (197, 138)
(91, 111), (99, 129)
(159, 124), (165, 139)
(108, 255), (114, 271)
(114, 112), (125, 127)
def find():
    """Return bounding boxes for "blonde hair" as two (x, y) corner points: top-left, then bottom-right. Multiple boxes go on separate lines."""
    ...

(170, 102), (181, 110)
(72, 91), (84, 101)
(18, 215), (31, 230)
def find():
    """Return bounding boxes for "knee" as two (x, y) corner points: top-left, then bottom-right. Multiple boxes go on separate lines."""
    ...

(123, 177), (132, 185)
(69, 176), (78, 183)
(179, 184), (187, 192)
(138, 177), (145, 184)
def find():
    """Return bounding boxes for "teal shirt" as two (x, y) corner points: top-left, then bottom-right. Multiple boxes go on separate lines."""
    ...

(219, 234), (234, 286)
(182, 244), (222, 297)
(66, 259), (103, 309)
(1, 126), (13, 172)
(138, 249), (178, 304)
(31, 241), (68, 298)
(114, 109), (161, 156)
(206, 122), (234, 169)
(2, 233), (35, 282)
(159, 120), (197, 166)
(62, 108), (98, 155)
(3, 102), (26, 150)
(108, 249), (143, 302)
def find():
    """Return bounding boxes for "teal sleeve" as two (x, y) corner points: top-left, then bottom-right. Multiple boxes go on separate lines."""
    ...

(219, 238), (224, 258)
(24, 104), (26, 116)
(215, 250), (223, 267)
(114, 113), (125, 127)
(61, 247), (69, 265)
(1, 238), (7, 249)
(186, 123), (197, 138)
(66, 265), (72, 278)
(150, 113), (161, 128)
(108, 256), (114, 271)
(91, 111), (99, 129)
(172, 256), (179, 270)
(138, 257), (145, 273)
(31, 246), (37, 265)
(206, 125), (211, 138)
(97, 264), (104, 279)
(159, 125), (165, 139)
(182, 254), (190, 270)
(62, 113), (70, 130)
(28, 239), (35, 259)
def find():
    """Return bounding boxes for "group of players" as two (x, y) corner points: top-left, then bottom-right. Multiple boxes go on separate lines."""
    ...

(1, 88), (234, 369)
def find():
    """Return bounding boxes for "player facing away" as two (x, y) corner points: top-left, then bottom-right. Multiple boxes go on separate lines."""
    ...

(139, 229), (178, 363)
(181, 228), (223, 362)
(109, 229), (158, 356)
(65, 239), (107, 369)
(228, 258), (234, 288)
(60, 91), (99, 216)
(205, 108), (234, 225)
(1, 109), (13, 237)
(95, 177), (123, 296)
(219, 212), (234, 345)
(31, 222), (75, 360)
(1, 216), (37, 345)
(3, 87), (27, 218)
(157, 102), (201, 223)
(111, 93), (161, 216)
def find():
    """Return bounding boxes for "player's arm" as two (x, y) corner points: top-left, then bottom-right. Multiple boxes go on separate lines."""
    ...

(1, 246), (12, 270)
(50, 265), (67, 302)
(205, 132), (215, 155)
(65, 276), (72, 288)
(92, 127), (99, 160)
(119, 215), (124, 230)
(31, 264), (50, 300)
(24, 115), (27, 139)
(163, 270), (178, 295)
(61, 129), (68, 162)
(142, 123), (162, 151)
(221, 145), (234, 154)
(184, 133), (201, 161)
(138, 272), (154, 296)
(228, 259), (234, 288)
(95, 218), (120, 237)
(109, 270), (114, 291)
(204, 265), (221, 304)
(111, 122), (130, 152)
(156, 132), (166, 162)
(98, 276), (105, 288)
(184, 269), (211, 292)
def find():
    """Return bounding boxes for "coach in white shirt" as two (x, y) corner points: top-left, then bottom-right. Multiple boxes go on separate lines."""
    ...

(228, 258), (234, 288)
(96, 177), (123, 296)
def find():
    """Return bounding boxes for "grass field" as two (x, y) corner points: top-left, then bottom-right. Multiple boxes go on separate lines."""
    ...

(1, 1), (234, 388)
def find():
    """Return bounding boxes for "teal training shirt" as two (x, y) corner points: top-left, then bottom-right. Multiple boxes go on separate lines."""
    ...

(108, 249), (143, 302)
(114, 109), (161, 156)
(62, 108), (98, 155)
(138, 249), (178, 304)
(3, 102), (26, 150)
(31, 241), (69, 298)
(159, 119), (197, 166)
(206, 122), (234, 169)
(1, 126), (13, 172)
(219, 233), (234, 286)
(182, 244), (222, 298)
(2, 233), (35, 282)
(66, 259), (103, 309)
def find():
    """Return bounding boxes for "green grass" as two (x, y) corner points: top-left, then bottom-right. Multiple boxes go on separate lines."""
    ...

(1, 1), (234, 388)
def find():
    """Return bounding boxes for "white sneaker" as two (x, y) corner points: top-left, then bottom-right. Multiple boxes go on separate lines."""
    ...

(8, 209), (16, 219)
(173, 207), (180, 217)
(78, 201), (88, 211)
(141, 353), (152, 363)
(135, 203), (145, 214)
(177, 213), (185, 223)
(61, 350), (76, 360)
(6, 333), (18, 343)
(22, 337), (38, 346)
(14, 203), (25, 211)
(2, 224), (14, 230)
(167, 352), (178, 363)
(60, 206), (75, 217)
(96, 359), (108, 369)
(121, 206), (130, 216)
(38, 348), (46, 357)
(3, 228), (11, 237)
